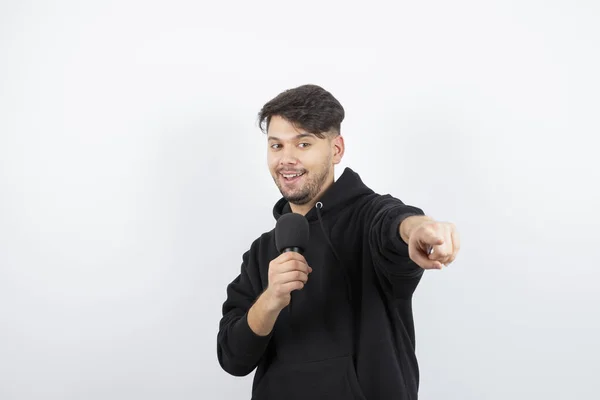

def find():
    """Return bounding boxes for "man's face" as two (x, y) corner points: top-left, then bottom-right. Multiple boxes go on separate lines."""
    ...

(267, 116), (343, 206)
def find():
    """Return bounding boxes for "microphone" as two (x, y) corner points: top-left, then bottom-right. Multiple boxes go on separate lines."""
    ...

(275, 213), (310, 313)
(275, 213), (310, 254)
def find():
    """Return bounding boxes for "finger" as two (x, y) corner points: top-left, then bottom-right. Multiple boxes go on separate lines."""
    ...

(436, 229), (459, 266)
(276, 258), (309, 273)
(440, 255), (452, 265)
(410, 246), (444, 270)
(427, 245), (450, 261)
(421, 227), (445, 247)
(282, 260), (311, 275)
(281, 280), (305, 293)
(275, 270), (309, 284)
(428, 234), (453, 258)
(277, 251), (307, 263)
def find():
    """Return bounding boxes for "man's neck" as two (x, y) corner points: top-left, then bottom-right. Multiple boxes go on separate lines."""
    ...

(289, 202), (314, 216)
(289, 176), (335, 216)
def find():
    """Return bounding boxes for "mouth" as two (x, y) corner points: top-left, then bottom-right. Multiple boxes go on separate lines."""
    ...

(279, 171), (305, 184)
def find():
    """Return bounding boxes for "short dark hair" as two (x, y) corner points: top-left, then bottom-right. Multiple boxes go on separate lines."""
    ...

(258, 84), (345, 138)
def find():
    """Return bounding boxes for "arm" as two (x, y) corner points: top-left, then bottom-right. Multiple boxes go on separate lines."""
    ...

(248, 251), (312, 335)
(368, 194), (460, 282)
(217, 247), (311, 376)
(247, 291), (282, 336)
(368, 195), (426, 298)
(217, 249), (272, 377)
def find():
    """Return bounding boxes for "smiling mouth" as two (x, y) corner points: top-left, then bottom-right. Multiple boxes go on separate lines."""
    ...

(280, 171), (305, 182)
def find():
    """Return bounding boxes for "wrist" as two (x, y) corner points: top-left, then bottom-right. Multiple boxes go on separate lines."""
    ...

(400, 215), (432, 243)
(248, 289), (282, 337)
(260, 288), (282, 313)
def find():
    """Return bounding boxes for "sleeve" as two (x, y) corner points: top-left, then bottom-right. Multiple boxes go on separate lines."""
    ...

(367, 194), (425, 299)
(217, 247), (272, 376)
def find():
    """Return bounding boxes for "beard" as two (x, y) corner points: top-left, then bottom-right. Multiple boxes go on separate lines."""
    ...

(273, 158), (332, 206)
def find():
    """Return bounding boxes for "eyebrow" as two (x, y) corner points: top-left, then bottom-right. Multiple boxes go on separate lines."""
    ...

(267, 133), (315, 141)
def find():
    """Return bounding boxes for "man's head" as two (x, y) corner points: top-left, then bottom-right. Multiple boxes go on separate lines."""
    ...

(258, 85), (345, 210)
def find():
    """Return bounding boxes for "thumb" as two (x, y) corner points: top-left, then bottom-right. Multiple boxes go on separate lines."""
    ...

(410, 244), (444, 270)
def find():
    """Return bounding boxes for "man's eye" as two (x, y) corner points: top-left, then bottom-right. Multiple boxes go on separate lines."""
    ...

(270, 144), (281, 149)
(299, 143), (311, 148)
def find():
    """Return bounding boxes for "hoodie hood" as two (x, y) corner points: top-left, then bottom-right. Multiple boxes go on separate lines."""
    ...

(272, 167), (374, 222)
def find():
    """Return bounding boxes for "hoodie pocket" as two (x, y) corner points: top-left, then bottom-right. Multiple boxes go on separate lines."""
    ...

(251, 355), (367, 400)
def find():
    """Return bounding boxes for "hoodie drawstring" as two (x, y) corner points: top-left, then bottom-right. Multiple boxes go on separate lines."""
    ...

(287, 202), (354, 329)
(315, 202), (353, 303)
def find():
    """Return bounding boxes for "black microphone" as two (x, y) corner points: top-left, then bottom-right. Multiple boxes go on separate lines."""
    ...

(275, 213), (310, 313)
(275, 213), (310, 254)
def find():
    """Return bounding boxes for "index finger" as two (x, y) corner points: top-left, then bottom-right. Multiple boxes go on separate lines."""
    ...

(277, 251), (307, 263)
(410, 246), (444, 270)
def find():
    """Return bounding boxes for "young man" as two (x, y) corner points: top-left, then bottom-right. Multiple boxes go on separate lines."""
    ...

(217, 84), (460, 399)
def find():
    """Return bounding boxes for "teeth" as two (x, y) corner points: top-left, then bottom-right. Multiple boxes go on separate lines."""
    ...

(282, 173), (303, 178)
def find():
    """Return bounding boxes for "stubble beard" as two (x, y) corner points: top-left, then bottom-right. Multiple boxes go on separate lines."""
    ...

(274, 158), (332, 206)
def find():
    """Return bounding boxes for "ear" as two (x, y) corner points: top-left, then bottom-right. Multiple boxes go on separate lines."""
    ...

(331, 135), (345, 165)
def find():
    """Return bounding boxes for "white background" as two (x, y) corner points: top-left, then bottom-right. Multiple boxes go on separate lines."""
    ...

(1, 0), (599, 399)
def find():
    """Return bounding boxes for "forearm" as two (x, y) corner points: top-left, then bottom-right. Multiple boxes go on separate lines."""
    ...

(217, 254), (275, 376)
(400, 215), (433, 244)
(217, 300), (276, 376)
(247, 290), (282, 336)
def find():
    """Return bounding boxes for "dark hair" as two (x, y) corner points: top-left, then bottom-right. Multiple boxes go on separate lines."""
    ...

(258, 84), (345, 138)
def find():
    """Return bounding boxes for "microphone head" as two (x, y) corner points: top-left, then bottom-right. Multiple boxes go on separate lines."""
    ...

(275, 213), (310, 253)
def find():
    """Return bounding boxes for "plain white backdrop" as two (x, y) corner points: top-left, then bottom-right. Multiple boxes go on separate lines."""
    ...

(1, 0), (599, 399)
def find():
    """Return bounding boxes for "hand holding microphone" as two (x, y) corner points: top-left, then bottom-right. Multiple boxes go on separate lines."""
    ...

(264, 213), (311, 311)
(247, 213), (311, 336)
(264, 252), (312, 311)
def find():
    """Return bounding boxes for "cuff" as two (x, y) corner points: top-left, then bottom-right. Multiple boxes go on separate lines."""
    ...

(230, 312), (273, 359)
(389, 212), (420, 256)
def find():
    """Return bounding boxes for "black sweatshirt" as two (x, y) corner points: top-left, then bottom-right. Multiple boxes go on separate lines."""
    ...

(217, 167), (426, 400)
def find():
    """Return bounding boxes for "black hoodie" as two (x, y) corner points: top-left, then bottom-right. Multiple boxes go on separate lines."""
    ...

(217, 168), (426, 400)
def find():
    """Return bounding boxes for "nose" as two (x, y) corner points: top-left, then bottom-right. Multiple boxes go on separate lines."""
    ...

(279, 146), (298, 165)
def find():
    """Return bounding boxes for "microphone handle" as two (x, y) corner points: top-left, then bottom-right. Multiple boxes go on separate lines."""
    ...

(282, 247), (302, 253)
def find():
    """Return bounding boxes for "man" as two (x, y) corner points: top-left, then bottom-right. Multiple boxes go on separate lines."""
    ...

(217, 84), (460, 399)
